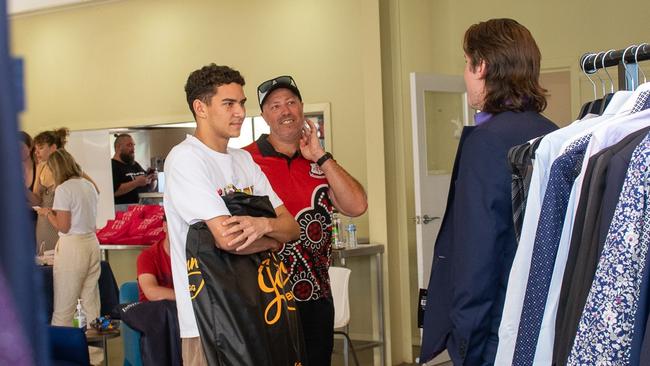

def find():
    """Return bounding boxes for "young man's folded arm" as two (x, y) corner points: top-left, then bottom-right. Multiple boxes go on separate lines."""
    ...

(205, 205), (299, 254)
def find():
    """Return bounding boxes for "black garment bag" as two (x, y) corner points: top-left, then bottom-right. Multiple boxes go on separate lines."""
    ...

(186, 192), (305, 366)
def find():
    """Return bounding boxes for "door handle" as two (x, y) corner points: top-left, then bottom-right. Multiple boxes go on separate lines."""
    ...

(422, 215), (440, 224)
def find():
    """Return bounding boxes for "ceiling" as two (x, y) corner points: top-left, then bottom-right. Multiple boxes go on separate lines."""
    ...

(8, 0), (95, 15)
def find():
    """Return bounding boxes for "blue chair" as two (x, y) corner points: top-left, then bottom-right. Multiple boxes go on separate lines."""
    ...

(120, 281), (143, 366)
(49, 325), (90, 366)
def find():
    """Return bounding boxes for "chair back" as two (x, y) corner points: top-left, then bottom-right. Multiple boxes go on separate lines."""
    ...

(99, 260), (119, 316)
(49, 325), (90, 365)
(329, 266), (352, 329)
(120, 281), (143, 366)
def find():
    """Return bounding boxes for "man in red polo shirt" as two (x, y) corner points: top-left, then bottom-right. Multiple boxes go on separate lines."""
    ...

(243, 75), (368, 366)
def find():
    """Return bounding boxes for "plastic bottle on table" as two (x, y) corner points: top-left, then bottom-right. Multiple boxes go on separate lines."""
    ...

(331, 211), (346, 249)
(73, 298), (87, 330)
(347, 223), (358, 248)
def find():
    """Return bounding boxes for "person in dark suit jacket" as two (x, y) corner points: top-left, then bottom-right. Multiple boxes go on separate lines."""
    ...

(419, 18), (558, 366)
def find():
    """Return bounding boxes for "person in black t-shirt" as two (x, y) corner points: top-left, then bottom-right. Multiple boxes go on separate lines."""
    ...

(111, 133), (156, 205)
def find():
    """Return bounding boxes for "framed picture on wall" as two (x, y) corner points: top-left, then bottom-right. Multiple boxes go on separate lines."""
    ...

(304, 102), (332, 152)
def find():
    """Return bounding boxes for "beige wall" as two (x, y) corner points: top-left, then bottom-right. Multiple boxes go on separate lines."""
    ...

(541, 71), (572, 127)
(379, 0), (451, 361)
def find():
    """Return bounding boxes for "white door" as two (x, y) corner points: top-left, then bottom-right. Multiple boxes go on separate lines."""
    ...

(410, 72), (472, 291)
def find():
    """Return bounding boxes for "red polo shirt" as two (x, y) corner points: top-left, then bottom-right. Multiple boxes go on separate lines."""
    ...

(243, 135), (333, 301)
(136, 238), (173, 302)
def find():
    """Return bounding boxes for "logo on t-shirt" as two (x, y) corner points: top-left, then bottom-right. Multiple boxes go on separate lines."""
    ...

(309, 163), (326, 179)
(126, 171), (145, 180)
(217, 184), (254, 197)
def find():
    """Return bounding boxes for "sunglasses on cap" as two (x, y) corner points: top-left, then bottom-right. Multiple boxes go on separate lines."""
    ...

(257, 75), (301, 107)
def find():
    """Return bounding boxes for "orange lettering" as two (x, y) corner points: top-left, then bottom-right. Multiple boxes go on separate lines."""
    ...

(258, 255), (295, 325)
(187, 257), (199, 271)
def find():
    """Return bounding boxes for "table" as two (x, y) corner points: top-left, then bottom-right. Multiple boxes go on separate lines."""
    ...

(99, 244), (150, 261)
(138, 192), (164, 205)
(331, 243), (385, 366)
(86, 327), (121, 366)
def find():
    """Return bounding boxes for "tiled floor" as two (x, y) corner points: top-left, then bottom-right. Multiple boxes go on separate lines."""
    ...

(332, 343), (453, 366)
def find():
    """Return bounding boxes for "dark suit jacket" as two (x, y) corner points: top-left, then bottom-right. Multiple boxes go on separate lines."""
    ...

(420, 111), (557, 365)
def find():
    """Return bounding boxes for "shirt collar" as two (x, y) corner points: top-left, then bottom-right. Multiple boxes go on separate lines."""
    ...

(474, 111), (493, 126)
(256, 134), (301, 161)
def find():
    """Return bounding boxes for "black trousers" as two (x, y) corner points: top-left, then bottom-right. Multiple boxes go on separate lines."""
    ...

(297, 297), (335, 366)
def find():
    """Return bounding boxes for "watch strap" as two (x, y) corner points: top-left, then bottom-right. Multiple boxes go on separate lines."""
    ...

(316, 152), (333, 167)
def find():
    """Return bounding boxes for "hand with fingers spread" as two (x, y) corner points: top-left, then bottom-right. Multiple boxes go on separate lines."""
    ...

(299, 119), (325, 162)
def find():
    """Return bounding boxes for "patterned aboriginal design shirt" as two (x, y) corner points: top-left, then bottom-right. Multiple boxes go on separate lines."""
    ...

(244, 135), (334, 301)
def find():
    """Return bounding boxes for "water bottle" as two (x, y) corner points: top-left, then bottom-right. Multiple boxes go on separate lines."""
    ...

(331, 211), (346, 249)
(73, 298), (87, 330)
(347, 223), (358, 248)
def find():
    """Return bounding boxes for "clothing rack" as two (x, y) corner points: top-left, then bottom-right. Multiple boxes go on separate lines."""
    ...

(579, 43), (649, 91)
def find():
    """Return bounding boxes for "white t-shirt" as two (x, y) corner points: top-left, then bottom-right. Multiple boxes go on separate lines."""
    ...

(52, 177), (98, 236)
(164, 135), (283, 338)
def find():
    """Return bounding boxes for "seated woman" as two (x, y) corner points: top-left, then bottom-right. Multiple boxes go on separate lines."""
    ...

(137, 215), (174, 302)
(37, 149), (102, 365)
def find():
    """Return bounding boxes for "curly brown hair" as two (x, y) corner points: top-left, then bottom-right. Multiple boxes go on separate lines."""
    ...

(184, 64), (245, 118)
(33, 130), (63, 148)
(53, 127), (70, 147)
(463, 18), (547, 113)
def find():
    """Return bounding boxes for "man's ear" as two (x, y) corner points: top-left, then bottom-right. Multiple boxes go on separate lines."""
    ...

(193, 99), (205, 118)
(475, 59), (487, 78)
(260, 108), (271, 126)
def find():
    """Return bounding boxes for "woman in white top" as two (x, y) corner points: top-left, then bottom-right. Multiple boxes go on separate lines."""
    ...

(37, 149), (102, 363)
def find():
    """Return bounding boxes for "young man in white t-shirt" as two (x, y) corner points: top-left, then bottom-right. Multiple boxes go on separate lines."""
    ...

(164, 64), (300, 365)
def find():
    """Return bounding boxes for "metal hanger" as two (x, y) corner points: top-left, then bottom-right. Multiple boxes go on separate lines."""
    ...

(588, 52), (606, 115)
(602, 49), (616, 94)
(621, 45), (637, 90)
(594, 51), (607, 96)
(583, 52), (598, 99)
(634, 43), (648, 85)
(578, 52), (597, 119)
(599, 49), (617, 114)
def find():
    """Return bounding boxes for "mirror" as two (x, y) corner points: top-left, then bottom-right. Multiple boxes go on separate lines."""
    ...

(65, 103), (331, 229)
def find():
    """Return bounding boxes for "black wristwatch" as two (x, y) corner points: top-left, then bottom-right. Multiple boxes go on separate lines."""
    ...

(316, 152), (333, 167)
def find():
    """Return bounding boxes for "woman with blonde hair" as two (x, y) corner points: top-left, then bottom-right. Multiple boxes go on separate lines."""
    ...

(37, 149), (102, 365)
(32, 128), (97, 255)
